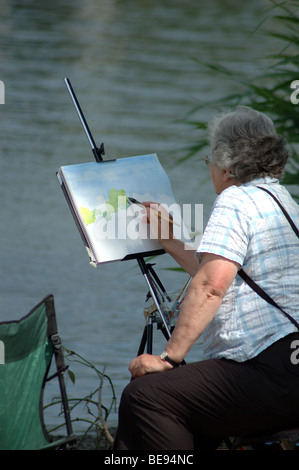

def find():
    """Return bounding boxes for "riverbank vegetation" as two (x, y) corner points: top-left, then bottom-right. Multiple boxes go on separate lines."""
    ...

(45, 348), (117, 449)
(180, 0), (299, 199)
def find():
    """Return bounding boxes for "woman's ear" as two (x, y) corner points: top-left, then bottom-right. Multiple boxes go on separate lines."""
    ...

(223, 169), (234, 181)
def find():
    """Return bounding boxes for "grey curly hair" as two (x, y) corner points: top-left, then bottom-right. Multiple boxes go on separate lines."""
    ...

(208, 106), (290, 183)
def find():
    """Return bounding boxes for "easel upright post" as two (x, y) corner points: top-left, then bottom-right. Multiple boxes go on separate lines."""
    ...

(64, 77), (105, 162)
(63, 78), (174, 357)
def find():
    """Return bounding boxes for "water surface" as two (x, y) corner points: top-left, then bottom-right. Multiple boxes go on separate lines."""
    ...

(0, 0), (278, 430)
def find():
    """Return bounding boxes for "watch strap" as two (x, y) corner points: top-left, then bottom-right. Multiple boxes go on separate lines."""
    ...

(160, 351), (180, 368)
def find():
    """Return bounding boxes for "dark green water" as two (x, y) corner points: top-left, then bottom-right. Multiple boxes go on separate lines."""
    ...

(0, 0), (278, 431)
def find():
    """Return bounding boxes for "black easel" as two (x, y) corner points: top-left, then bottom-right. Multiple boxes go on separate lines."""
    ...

(64, 78), (105, 163)
(64, 78), (181, 354)
(136, 257), (173, 354)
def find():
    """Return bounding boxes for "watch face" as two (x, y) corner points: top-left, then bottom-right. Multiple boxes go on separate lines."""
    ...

(160, 352), (167, 360)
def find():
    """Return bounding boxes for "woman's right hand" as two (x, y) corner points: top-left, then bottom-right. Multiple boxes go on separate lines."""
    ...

(142, 201), (174, 242)
(142, 201), (199, 277)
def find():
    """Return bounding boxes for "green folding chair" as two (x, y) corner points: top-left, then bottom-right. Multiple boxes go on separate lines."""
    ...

(0, 294), (76, 450)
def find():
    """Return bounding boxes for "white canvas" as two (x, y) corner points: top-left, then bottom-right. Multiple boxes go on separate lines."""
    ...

(57, 154), (190, 265)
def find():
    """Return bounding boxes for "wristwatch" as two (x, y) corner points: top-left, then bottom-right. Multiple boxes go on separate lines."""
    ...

(160, 351), (181, 368)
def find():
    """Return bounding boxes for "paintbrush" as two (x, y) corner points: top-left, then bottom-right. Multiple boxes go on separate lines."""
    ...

(127, 197), (180, 227)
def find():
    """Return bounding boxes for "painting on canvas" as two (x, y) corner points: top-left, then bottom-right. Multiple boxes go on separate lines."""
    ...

(58, 154), (191, 265)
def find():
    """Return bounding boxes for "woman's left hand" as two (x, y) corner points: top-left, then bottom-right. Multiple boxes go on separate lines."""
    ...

(129, 353), (173, 379)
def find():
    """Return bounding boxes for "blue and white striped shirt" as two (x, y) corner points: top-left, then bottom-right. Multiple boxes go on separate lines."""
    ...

(197, 177), (299, 361)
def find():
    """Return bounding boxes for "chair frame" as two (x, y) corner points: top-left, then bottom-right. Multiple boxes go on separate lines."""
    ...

(0, 294), (76, 450)
(42, 294), (75, 447)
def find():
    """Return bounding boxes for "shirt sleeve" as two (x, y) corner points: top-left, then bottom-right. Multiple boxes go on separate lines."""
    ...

(196, 186), (250, 266)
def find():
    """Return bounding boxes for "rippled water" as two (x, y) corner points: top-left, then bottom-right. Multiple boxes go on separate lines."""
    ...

(0, 0), (278, 431)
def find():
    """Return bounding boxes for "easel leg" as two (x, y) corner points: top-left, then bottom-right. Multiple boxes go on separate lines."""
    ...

(137, 326), (147, 356)
(137, 258), (171, 338)
(136, 257), (172, 356)
(147, 316), (154, 355)
(137, 315), (155, 355)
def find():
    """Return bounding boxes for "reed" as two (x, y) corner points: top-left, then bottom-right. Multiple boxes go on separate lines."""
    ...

(180, 0), (299, 200)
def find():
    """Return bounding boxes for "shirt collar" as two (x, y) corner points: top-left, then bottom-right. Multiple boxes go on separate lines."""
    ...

(241, 176), (279, 187)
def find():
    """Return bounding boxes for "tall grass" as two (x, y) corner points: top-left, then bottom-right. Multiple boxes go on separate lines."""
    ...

(180, 0), (299, 199)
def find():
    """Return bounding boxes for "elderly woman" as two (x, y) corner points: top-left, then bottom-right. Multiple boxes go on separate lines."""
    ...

(115, 106), (299, 450)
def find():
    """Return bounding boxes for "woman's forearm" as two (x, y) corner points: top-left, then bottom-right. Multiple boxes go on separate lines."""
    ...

(128, 254), (239, 378)
(163, 254), (240, 363)
(163, 275), (223, 362)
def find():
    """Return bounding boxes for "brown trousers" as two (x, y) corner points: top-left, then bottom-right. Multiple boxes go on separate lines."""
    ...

(114, 333), (299, 450)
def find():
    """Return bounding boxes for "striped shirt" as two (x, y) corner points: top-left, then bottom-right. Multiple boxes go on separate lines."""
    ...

(196, 177), (299, 362)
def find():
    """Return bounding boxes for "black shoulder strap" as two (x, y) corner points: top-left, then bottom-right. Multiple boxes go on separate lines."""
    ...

(238, 268), (299, 329)
(239, 186), (299, 330)
(257, 186), (299, 238)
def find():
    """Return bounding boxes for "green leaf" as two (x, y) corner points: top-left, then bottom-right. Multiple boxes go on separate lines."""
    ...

(68, 368), (76, 384)
(273, 15), (299, 25)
